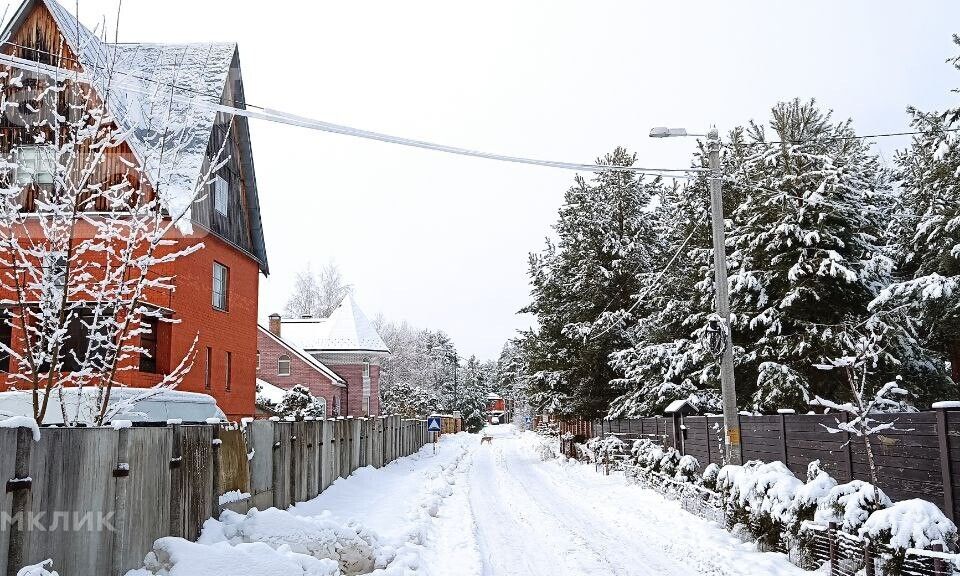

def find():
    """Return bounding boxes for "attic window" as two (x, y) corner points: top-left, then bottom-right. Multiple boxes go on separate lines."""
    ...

(212, 175), (229, 216)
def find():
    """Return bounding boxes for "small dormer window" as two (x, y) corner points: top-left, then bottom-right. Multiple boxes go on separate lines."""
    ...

(212, 175), (228, 216)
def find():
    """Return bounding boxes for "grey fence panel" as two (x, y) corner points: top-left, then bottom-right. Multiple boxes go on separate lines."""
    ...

(178, 426), (214, 542)
(320, 419), (333, 491)
(272, 422), (292, 509)
(304, 420), (321, 500)
(247, 420), (274, 510)
(350, 419), (361, 473)
(115, 427), (172, 574)
(291, 421), (309, 505)
(26, 427), (117, 576)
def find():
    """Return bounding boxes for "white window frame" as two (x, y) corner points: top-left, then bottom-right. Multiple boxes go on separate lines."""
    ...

(212, 175), (229, 216)
(212, 261), (229, 311)
(278, 354), (291, 376)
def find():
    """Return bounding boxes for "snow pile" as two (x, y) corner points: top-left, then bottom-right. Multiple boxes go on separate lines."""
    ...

(196, 507), (387, 575)
(128, 537), (340, 576)
(17, 560), (58, 576)
(859, 499), (957, 551)
(814, 480), (892, 532)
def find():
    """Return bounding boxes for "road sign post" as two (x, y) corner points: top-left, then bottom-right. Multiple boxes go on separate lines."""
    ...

(428, 415), (442, 454)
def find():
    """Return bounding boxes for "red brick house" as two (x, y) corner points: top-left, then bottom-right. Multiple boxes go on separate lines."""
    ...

(256, 324), (347, 417)
(0, 0), (268, 419)
(258, 295), (389, 417)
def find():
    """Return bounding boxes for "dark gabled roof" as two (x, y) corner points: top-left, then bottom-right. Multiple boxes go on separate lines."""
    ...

(0, 0), (269, 274)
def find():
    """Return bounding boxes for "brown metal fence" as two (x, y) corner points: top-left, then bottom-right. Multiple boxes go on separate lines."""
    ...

(592, 408), (960, 523)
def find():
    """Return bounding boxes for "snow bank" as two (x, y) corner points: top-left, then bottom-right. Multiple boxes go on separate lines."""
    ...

(0, 416), (40, 441)
(16, 560), (58, 576)
(198, 507), (387, 575)
(859, 499), (957, 551)
(128, 537), (340, 576)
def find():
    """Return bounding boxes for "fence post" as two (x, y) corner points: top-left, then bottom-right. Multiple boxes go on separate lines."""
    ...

(936, 407), (955, 522)
(932, 543), (946, 576)
(211, 422), (222, 519)
(779, 413), (787, 464)
(168, 423), (183, 539)
(828, 522), (838, 576)
(111, 427), (131, 576)
(5, 427), (33, 576)
(863, 537), (875, 576)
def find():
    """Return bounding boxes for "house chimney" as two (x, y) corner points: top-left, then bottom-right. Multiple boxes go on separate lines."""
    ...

(268, 313), (282, 337)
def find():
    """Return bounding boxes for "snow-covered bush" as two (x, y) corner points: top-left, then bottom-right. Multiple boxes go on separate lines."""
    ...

(790, 460), (838, 531)
(658, 448), (682, 476)
(675, 454), (700, 482)
(630, 438), (653, 463)
(700, 463), (720, 491)
(860, 499), (957, 551)
(814, 480), (892, 533)
(859, 499), (957, 576)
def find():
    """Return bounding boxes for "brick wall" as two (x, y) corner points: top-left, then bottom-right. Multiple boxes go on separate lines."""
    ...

(256, 330), (346, 417)
(1, 225), (262, 421)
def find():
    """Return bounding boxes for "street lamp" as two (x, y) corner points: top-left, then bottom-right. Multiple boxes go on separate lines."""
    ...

(649, 126), (742, 465)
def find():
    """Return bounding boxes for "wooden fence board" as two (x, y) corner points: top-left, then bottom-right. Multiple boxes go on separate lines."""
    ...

(26, 428), (117, 575)
(0, 428), (16, 576)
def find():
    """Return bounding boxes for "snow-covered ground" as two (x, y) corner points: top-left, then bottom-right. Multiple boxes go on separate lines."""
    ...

(121, 425), (809, 575)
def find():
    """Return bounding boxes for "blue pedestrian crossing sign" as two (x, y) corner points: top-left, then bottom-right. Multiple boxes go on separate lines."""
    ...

(427, 415), (442, 432)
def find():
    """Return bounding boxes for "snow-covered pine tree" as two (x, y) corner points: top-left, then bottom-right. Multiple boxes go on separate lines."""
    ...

(520, 148), (664, 418)
(728, 99), (896, 412)
(869, 35), (960, 403)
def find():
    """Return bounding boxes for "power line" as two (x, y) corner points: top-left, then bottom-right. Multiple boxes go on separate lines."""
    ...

(0, 48), (702, 178)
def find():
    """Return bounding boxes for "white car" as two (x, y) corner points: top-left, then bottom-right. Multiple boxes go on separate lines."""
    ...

(0, 388), (226, 426)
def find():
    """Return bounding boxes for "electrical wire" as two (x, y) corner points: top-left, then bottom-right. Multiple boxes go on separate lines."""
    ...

(0, 48), (703, 178)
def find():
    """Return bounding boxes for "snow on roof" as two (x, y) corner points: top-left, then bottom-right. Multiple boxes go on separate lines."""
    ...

(105, 42), (237, 228)
(664, 399), (689, 413)
(256, 379), (287, 405)
(257, 325), (346, 385)
(1, 1), (236, 234)
(281, 295), (390, 354)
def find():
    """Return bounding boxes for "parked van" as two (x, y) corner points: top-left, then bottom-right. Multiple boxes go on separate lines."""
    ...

(0, 388), (227, 425)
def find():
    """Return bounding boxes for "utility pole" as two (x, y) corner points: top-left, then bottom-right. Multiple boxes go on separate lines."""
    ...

(706, 127), (742, 465)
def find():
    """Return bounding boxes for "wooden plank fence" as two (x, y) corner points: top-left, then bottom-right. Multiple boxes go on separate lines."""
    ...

(589, 407), (960, 523)
(0, 415), (429, 576)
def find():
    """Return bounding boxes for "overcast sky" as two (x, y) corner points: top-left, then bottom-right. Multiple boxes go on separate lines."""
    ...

(56, 0), (960, 360)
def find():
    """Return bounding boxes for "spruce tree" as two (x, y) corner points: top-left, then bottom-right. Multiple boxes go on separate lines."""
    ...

(520, 148), (664, 418)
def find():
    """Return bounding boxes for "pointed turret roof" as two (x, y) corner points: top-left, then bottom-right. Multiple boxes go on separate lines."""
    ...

(280, 295), (390, 355)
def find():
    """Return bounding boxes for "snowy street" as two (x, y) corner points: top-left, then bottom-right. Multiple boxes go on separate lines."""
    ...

(226, 425), (809, 576)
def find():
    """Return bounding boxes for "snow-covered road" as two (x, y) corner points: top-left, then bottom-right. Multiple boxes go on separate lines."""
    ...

(441, 425), (805, 576)
(126, 425), (809, 575)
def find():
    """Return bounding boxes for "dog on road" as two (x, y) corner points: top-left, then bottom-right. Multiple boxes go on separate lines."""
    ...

(480, 436), (493, 445)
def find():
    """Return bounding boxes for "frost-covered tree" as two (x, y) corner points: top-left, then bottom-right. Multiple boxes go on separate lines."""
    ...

(0, 47), (226, 425)
(519, 148), (665, 418)
(284, 261), (351, 319)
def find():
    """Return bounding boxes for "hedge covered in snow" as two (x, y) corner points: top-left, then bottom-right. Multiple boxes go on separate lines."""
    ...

(582, 435), (959, 561)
